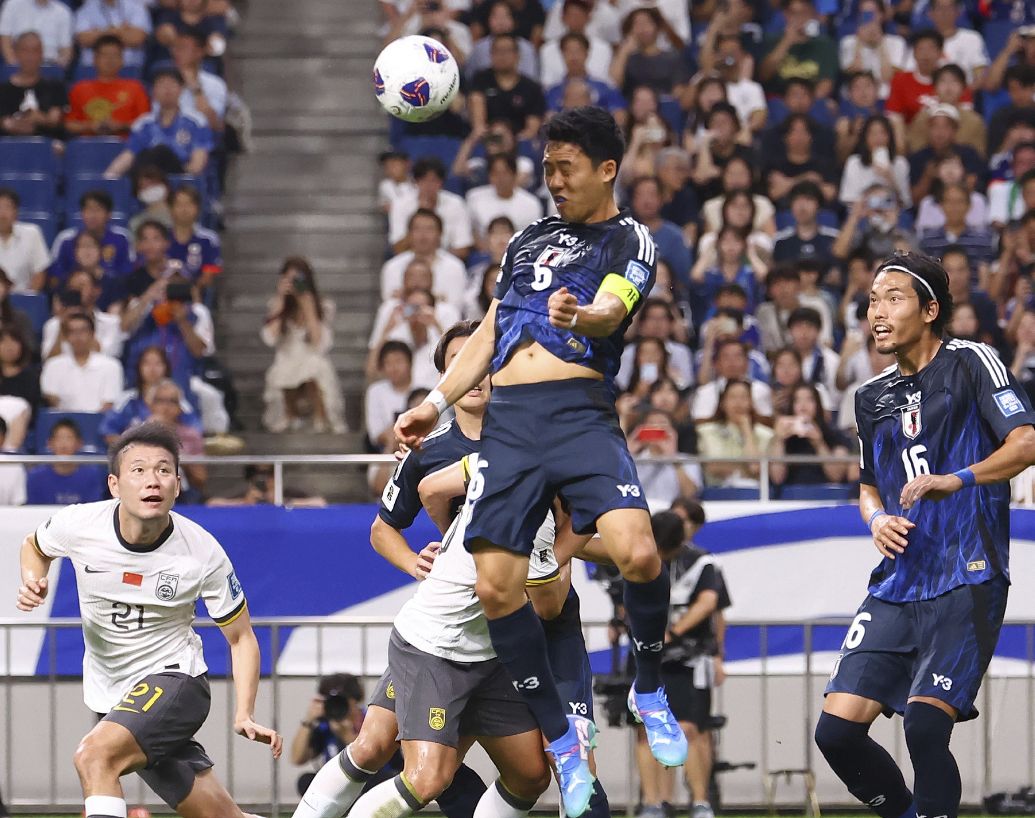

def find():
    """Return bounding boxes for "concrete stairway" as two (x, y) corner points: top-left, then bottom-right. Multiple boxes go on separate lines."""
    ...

(214, 0), (386, 501)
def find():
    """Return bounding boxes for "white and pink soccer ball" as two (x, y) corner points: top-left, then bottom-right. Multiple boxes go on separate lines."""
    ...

(373, 35), (460, 123)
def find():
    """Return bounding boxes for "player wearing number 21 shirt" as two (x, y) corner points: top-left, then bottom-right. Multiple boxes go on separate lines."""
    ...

(816, 253), (1035, 818)
(16, 421), (282, 818)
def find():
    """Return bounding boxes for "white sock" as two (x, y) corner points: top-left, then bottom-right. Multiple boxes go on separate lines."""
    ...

(292, 747), (375, 818)
(473, 779), (537, 818)
(348, 775), (423, 818)
(85, 795), (127, 818)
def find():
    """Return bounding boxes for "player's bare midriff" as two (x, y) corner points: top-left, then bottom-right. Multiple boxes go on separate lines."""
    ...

(493, 339), (603, 386)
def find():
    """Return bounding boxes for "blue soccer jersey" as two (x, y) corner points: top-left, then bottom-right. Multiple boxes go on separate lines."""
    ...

(491, 212), (657, 385)
(378, 419), (478, 530)
(856, 339), (1035, 602)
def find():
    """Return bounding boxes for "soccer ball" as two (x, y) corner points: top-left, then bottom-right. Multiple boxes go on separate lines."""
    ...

(373, 35), (460, 123)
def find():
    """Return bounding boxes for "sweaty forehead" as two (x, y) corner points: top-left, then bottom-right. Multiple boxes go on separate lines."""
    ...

(871, 270), (915, 292)
(543, 142), (588, 164)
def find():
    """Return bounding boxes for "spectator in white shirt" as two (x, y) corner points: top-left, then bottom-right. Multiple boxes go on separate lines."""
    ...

(378, 149), (415, 215)
(692, 338), (774, 420)
(466, 153), (543, 244)
(381, 208), (467, 311)
(0, 416), (25, 502)
(43, 270), (123, 360)
(465, 0), (538, 81)
(0, 187), (48, 293)
(617, 298), (694, 389)
(711, 34), (767, 135)
(904, 0), (989, 87)
(365, 339), (413, 452)
(0, 0), (73, 66)
(388, 157), (474, 260)
(366, 286), (444, 390)
(838, 0), (907, 98)
(540, 0), (613, 87)
(40, 312), (123, 412)
(370, 258), (460, 360)
(787, 306), (840, 403)
(989, 152), (1035, 229)
(544, 0), (621, 45)
(172, 27), (227, 132)
(74, 0), (150, 68)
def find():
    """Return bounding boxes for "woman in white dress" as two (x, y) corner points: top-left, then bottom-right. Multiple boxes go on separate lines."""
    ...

(261, 257), (346, 433)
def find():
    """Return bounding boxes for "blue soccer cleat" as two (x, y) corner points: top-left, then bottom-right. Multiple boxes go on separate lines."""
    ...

(627, 686), (688, 767)
(546, 715), (597, 818)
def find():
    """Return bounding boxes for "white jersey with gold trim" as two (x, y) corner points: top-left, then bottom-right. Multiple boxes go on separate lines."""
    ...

(394, 498), (559, 663)
(33, 499), (246, 713)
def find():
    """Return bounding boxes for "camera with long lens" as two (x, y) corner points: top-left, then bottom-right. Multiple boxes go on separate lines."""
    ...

(593, 674), (636, 727)
(323, 689), (352, 721)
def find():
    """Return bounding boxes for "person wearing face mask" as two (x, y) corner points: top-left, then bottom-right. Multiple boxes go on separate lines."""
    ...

(627, 408), (701, 505)
(129, 165), (173, 236)
(617, 298), (693, 390)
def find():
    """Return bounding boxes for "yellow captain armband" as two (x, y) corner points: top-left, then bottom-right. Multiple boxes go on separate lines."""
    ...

(599, 273), (642, 314)
(461, 455), (472, 488)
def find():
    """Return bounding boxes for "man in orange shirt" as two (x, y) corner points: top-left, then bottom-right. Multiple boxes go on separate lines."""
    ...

(66, 34), (150, 136)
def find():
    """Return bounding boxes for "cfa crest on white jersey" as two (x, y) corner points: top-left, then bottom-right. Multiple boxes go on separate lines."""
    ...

(901, 402), (922, 439)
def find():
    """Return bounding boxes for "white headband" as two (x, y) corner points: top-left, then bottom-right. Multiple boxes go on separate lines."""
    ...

(880, 264), (937, 302)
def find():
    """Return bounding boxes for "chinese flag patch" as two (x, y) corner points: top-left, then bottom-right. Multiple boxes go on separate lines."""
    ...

(122, 572), (143, 587)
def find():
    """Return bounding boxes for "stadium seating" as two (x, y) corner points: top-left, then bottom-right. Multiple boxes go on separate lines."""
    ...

(63, 175), (134, 223)
(8, 292), (50, 337)
(0, 174), (56, 214)
(34, 410), (105, 453)
(0, 137), (58, 177)
(64, 138), (126, 178)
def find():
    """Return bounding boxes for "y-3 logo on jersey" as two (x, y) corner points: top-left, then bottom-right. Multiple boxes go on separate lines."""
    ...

(931, 673), (953, 691)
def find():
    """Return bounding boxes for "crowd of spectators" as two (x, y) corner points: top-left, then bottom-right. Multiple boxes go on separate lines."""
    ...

(0, 0), (240, 505)
(367, 0), (1035, 503)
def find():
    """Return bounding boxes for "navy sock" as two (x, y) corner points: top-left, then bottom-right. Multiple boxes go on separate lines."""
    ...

(585, 779), (611, 818)
(904, 702), (960, 818)
(486, 602), (570, 741)
(436, 763), (487, 818)
(815, 712), (913, 818)
(623, 569), (670, 692)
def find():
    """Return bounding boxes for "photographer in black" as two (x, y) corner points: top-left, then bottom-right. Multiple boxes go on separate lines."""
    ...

(642, 504), (731, 818)
(292, 674), (365, 793)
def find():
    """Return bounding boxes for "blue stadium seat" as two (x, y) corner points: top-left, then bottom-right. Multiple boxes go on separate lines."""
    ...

(71, 64), (143, 83)
(35, 410), (104, 454)
(700, 486), (765, 501)
(0, 64), (65, 82)
(658, 96), (686, 139)
(8, 292), (49, 337)
(982, 20), (1013, 60)
(0, 174), (56, 214)
(168, 173), (207, 209)
(775, 208), (840, 231)
(395, 135), (463, 171)
(777, 483), (855, 501)
(64, 175), (134, 222)
(18, 211), (56, 245)
(64, 138), (126, 177)
(0, 137), (58, 176)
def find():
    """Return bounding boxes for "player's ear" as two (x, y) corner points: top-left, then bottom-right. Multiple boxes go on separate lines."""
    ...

(598, 159), (617, 185)
(923, 298), (940, 327)
(107, 472), (120, 498)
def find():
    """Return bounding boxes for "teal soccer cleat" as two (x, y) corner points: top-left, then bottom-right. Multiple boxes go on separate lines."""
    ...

(628, 686), (688, 767)
(545, 715), (598, 817)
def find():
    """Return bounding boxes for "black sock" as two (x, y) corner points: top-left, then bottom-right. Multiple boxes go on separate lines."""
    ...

(437, 763), (487, 818)
(815, 712), (913, 818)
(486, 602), (569, 741)
(585, 779), (611, 818)
(904, 702), (960, 818)
(623, 569), (670, 692)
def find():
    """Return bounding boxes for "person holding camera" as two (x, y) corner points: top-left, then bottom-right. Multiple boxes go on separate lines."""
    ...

(261, 256), (345, 434)
(291, 674), (364, 772)
(42, 269), (123, 360)
(833, 183), (918, 262)
(767, 382), (853, 489)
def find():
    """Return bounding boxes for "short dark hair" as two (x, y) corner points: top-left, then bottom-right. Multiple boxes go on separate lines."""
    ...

(0, 186), (19, 208)
(94, 33), (124, 52)
(434, 320), (480, 373)
(875, 251), (954, 336)
(408, 207), (443, 234)
(491, 32), (519, 50)
(1005, 64), (1035, 87)
(152, 66), (185, 85)
(50, 418), (83, 440)
(767, 264), (801, 287)
(176, 25), (208, 49)
(412, 157), (447, 181)
(933, 63), (966, 86)
(0, 416), (6, 442)
(669, 497), (706, 526)
(788, 179), (822, 205)
(486, 215), (516, 233)
(64, 311), (96, 334)
(80, 189), (113, 212)
(910, 28), (945, 49)
(784, 76), (816, 95)
(650, 510), (685, 553)
(705, 101), (740, 129)
(543, 106), (626, 173)
(716, 282), (748, 301)
(559, 31), (590, 52)
(787, 306), (822, 330)
(108, 419), (181, 476)
(487, 152), (518, 175)
(135, 219), (170, 241)
(640, 297), (673, 320)
(378, 339), (413, 368)
(172, 184), (202, 209)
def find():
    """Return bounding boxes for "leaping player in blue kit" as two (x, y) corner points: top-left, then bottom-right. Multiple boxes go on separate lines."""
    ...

(816, 252), (1035, 818)
(395, 106), (687, 818)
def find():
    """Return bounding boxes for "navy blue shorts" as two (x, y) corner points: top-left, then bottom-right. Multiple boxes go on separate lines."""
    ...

(464, 378), (649, 554)
(825, 576), (1008, 721)
(544, 588), (594, 721)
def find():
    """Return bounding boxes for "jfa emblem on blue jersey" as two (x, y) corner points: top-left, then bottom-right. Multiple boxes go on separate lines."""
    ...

(994, 389), (1024, 418)
(901, 402), (922, 439)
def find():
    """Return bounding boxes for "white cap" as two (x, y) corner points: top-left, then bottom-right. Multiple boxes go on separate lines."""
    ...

(927, 103), (960, 122)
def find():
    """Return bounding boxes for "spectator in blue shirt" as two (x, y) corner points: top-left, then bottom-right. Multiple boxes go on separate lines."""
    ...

(74, 0), (151, 69)
(48, 189), (135, 289)
(169, 184), (221, 288)
(26, 418), (107, 504)
(628, 175), (692, 297)
(919, 182), (997, 270)
(545, 32), (627, 126)
(105, 67), (213, 178)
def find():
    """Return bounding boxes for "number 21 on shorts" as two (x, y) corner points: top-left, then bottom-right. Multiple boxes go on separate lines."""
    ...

(113, 681), (164, 714)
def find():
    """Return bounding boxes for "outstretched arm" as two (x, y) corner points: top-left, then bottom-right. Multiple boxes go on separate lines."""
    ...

(220, 608), (283, 757)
